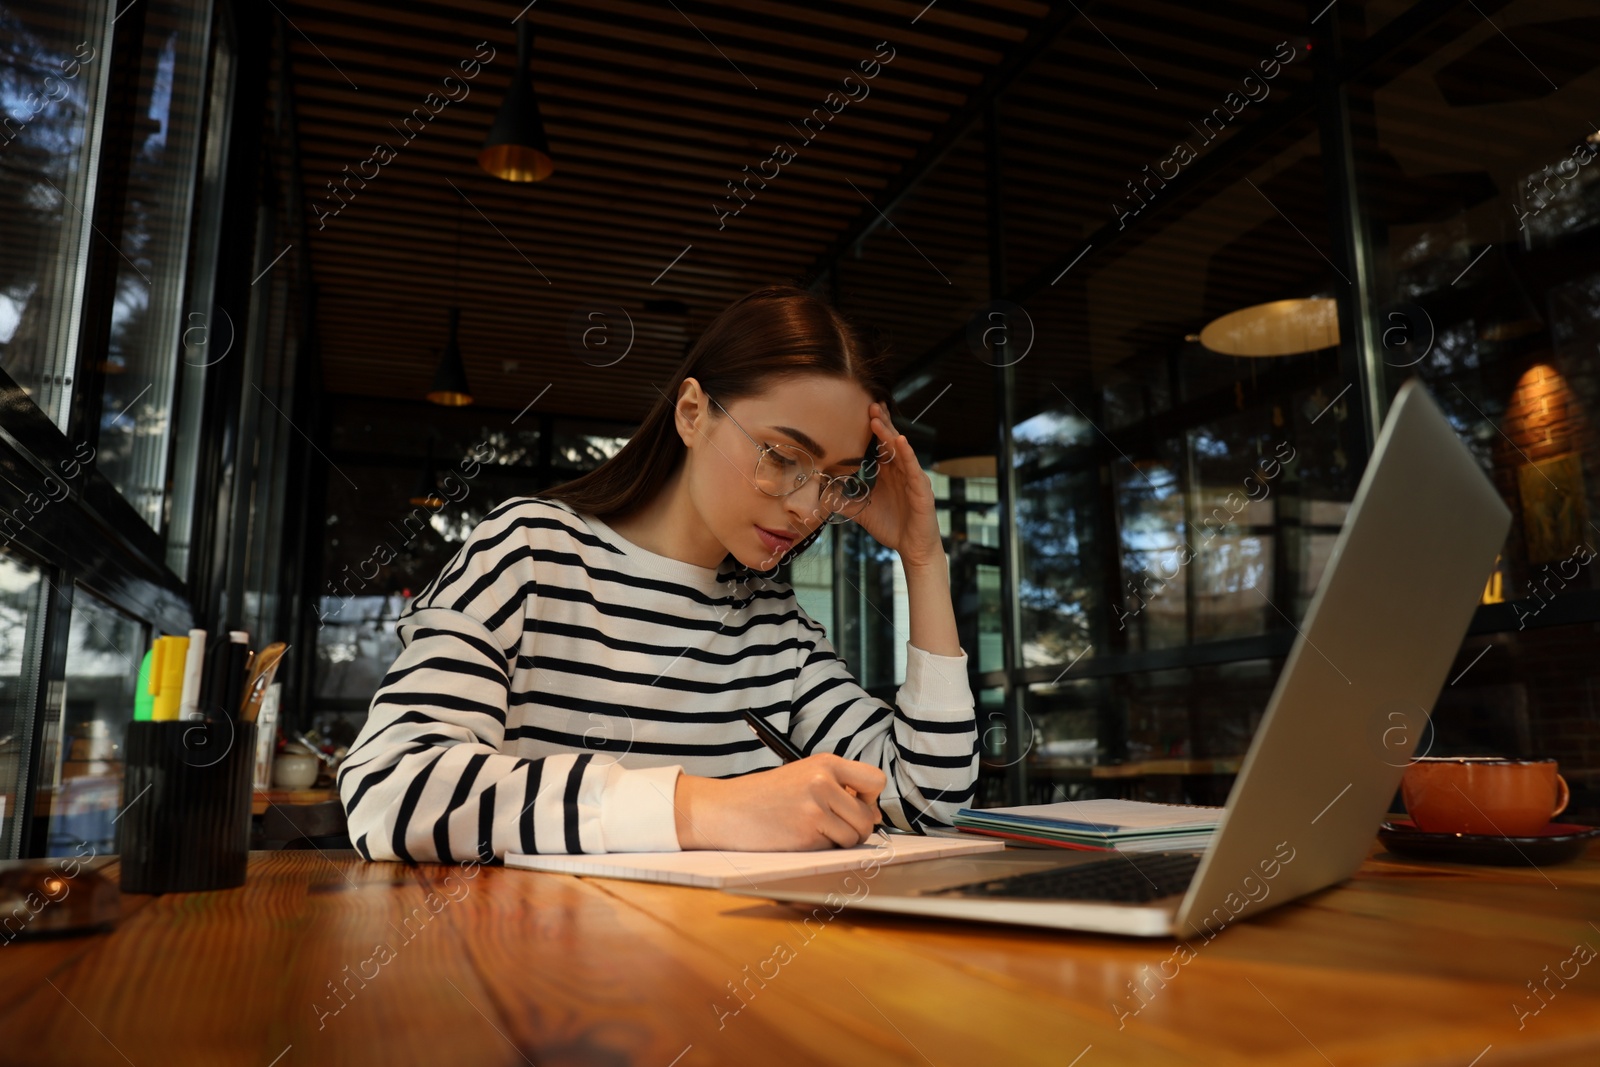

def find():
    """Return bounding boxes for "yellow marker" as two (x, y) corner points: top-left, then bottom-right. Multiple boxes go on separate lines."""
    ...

(150, 635), (190, 721)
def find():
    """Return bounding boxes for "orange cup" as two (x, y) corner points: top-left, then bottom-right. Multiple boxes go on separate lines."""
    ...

(1401, 756), (1569, 836)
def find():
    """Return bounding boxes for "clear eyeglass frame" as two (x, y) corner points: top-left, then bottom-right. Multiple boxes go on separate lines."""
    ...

(705, 393), (873, 525)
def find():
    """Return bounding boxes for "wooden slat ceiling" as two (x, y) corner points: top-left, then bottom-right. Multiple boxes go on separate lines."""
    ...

(285, 1), (1502, 466)
(283, 0), (1047, 434)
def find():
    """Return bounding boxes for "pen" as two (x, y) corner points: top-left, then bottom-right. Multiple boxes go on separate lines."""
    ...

(737, 709), (914, 841)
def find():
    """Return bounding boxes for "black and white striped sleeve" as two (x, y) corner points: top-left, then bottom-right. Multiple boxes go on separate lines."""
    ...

(337, 503), (683, 863)
(787, 613), (979, 831)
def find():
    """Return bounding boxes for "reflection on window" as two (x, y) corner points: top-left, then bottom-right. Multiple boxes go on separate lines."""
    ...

(44, 586), (143, 857)
(1355, 1), (1600, 602)
(838, 517), (901, 692)
(95, 0), (211, 529)
(1014, 413), (1099, 671)
(1116, 448), (1187, 652)
(551, 424), (629, 469)
(0, 0), (112, 429)
(0, 549), (41, 858)
(931, 466), (1002, 674)
(786, 523), (833, 646)
(314, 595), (405, 704)
(165, 17), (233, 579)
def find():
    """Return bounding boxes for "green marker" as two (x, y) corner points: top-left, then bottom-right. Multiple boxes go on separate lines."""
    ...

(134, 647), (154, 721)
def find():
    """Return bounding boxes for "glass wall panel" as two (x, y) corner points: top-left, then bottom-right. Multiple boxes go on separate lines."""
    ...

(836, 520), (903, 692)
(41, 585), (143, 856)
(1353, 0), (1600, 600)
(551, 420), (629, 469)
(1011, 115), (1356, 676)
(995, 2), (1365, 803)
(314, 593), (405, 706)
(239, 227), (295, 644)
(0, 547), (42, 858)
(314, 422), (593, 716)
(786, 523), (834, 639)
(95, 0), (213, 530)
(0, 0), (113, 429)
(931, 466), (1003, 675)
(1012, 409), (1099, 671)
(1349, 0), (1600, 821)
(165, 15), (233, 579)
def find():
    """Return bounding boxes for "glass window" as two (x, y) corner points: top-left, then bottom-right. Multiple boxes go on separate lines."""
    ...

(315, 460), (535, 710)
(0, 0), (113, 430)
(314, 593), (405, 706)
(95, 0), (213, 530)
(551, 420), (629, 470)
(1011, 112), (1361, 676)
(1351, 0), (1600, 606)
(165, 12), (233, 579)
(1013, 410), (1099, 672)
(41, 585), (143, 857)
(1347, 1), (1600, 824)
(0, 547), (43, 858)
(931, 464), (1003, 675)
(785, 523), (834, 640)
(837, 521), (901, 691)
(326, 395), (543, 468)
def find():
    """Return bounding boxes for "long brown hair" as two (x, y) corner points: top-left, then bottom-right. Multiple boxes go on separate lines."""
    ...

(540, 284), (900, 577)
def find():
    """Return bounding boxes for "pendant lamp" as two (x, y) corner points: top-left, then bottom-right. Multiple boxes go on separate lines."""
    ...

(478, 19), (555, 182)
(409, 435), (445, 508)
(1198, 297), (1339, 357)
(427, 205), (473, 406)
(427, 307), (473, 407)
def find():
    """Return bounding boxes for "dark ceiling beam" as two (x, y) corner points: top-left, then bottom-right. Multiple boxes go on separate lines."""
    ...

(797, 1), (1092, 286)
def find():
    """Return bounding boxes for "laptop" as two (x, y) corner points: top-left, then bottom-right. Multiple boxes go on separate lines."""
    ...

(725, 378), (1512, 937)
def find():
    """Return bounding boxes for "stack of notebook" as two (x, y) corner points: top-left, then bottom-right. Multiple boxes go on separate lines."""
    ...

(953, 798), (1224, 853)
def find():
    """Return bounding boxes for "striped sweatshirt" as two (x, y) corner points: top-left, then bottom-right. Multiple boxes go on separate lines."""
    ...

(338, 495), (980, 863)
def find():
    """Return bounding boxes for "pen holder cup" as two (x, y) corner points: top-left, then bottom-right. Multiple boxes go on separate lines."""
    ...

(118, 720), (257, 894)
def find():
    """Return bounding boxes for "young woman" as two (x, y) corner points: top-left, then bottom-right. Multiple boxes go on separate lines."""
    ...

(339, 285), (979, 864)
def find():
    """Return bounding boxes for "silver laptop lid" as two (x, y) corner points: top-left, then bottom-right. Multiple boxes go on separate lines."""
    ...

(1173, 378), (1511, 936)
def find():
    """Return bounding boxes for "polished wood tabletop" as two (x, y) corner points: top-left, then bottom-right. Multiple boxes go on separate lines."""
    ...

(3, 836), (1598, 1066)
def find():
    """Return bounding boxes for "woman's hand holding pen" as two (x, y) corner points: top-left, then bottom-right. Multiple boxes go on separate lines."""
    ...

(674, 754), (888, 851)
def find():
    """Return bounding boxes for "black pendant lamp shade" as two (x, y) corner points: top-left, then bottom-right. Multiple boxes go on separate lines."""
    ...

(427, 307), (473, 407)
(409, 436), (445, 508)
(478, 19), (555, 182)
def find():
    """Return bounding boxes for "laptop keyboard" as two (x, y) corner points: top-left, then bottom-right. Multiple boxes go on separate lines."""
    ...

(932, 851), (1203, 903)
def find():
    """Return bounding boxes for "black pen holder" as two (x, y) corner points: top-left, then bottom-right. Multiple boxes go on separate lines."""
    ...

(118, 719), (257, 894)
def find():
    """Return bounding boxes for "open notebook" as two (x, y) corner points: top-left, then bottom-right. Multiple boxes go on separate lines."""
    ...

(504, 835), (1006, 889)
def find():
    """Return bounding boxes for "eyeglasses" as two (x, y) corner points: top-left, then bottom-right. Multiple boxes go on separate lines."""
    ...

(705, 394), (873, 524)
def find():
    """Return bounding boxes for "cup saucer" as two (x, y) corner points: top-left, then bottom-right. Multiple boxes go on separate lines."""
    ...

(1378, 817), (1600, 866)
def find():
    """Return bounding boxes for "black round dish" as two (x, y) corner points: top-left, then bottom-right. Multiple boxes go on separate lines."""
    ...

(1378, 818), (1600, 866)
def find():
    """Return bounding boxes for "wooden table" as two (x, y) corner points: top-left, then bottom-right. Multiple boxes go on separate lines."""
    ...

(4, 838), (1599, 1066)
